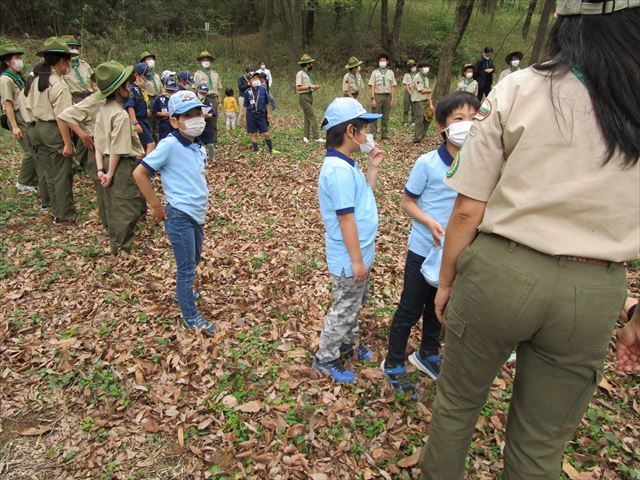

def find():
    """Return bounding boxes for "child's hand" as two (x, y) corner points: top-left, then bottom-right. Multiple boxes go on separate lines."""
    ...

(371, 98), (378, 109)
(62, 143), (74, 157)
(134, 123), (143, 135)
(352, 260), (367, 283)
(368, 147), (384, 168)
(100, 172), (113, 187)
(81, 133), (95, 151)
(426, 219), (446, 246)
(150, 203), (167, 223)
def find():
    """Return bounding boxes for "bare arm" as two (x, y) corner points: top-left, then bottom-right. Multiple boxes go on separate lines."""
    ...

(400, 194), (446, 245)
(3, 100), (22, 140)
(56, 119), (74, 157)
(133, 163), (166, 223)
(338, 213), (366, 282)
(61, 119), (94, 150)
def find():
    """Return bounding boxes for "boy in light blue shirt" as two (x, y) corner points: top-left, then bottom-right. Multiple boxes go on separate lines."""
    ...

(313, 98), (384, 383)
(382, 92), (480, 399)
(133, 90), (214, 335)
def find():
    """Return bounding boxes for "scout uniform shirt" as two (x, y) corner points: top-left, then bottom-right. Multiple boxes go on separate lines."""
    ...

(402, 72), (413, 91)
(342, 71), (364, 96)
(94, 99), (145, 158)
(458, 77), (479, 96)
(411, 72), (430, 102)
(141, 71), (162, 97)
(295, 69), (313, 93)
(29, 72), (73, 121)
(368, 68), (397, 94)
(56, 91), (105, 136)
(151, 94), (173, 140)
(64, 58), (94, 99)
(445, 68), (640, 262)
(123, 83), (149, 120)
(0, 71), (28, 122)
(193, 69), (222, 98)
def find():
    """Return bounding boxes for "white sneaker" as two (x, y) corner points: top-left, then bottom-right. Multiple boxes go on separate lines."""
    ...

(303, 137), (309, 144)
(15, 182), (37, 193)
(315, 137), (325, 143)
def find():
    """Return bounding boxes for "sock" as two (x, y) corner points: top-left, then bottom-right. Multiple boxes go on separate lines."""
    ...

(251, 142), (259, 152)
(266, 139), (273, 153)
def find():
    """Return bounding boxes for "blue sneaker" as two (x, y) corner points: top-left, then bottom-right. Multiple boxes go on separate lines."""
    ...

(409, 352), (440, 380)
(340, 343), (374, 362)
(381, 360), (417, 401)
(312, 357), (356, 383)
(182, 314), (215, 336)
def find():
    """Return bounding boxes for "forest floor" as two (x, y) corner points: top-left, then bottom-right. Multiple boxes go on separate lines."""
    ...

(1, 114), (639, 480)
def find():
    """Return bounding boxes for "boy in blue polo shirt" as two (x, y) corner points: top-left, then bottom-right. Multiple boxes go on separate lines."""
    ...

(313, 97), (384, 383)
(152, 76), (178, 141)
(125, 63), (156, 154)
(243, 71), (277, 154)
(381, 92), (480, 398)
(132, 90), (215, 335)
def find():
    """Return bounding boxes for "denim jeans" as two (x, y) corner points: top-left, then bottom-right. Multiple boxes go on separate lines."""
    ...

(385, 249), (442, 367)
(164, 205), (204, 320)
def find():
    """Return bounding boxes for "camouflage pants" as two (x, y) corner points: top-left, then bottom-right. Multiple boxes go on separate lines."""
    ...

(317, 271), (370, 363)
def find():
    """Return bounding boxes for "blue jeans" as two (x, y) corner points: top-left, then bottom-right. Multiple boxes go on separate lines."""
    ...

(164, 205), (204, 320)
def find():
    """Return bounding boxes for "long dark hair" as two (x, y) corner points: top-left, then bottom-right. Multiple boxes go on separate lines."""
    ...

(37, 52), (71, 92)
(534, 9), (640, 167)
(25, 63), (47, 97)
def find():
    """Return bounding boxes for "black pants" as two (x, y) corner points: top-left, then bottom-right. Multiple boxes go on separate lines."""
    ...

(385, 250), (442, 367)
(477, 81), (492, 101)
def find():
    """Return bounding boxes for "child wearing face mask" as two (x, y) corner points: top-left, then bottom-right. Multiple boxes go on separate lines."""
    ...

(133, 90), (215, 336)
(61, 35), (95, 104)
(368, 53), (397, 140)
(381, 92), (480, 399)
(342, 56), (365, 103)
(243, 71), (278, 154)
(124, 63), (156, 155)
(195, 83), (216, 162)
(313, 97), (384, 383)
(458, 64), (479, 96)
(411, 60), (434, 143)
(194, 51), (222, 144)
(498, 51), (523, 83)
(402, 59), (417, 125)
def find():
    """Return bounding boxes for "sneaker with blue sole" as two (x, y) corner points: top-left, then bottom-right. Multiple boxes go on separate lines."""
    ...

(312, 357), (356, 383)
(409, 352), (441, 380)
(340, 343), (374, 362)
(381, 360), (417, 401)
(182, 314), (215, 336)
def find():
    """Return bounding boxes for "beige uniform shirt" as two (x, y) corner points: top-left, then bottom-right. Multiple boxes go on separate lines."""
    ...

(18, 90), (33, 123)
(64, 59), (94, 95)
(368, 68), (397, 94)
(458, 78), (479, 96)
(94, 99), (144, 158)
(141, 73), (162, 97)
(402, 72), (413, 88)
(342, 72), (364, 95)
(498, 67), (519, 83)
(57, 91), (105, 136)
(445, 68), (640, 262)
(295, 70), (313, 94)
(30, 73), (73, 122)
(193, 69), (222, 97)
(0, 74), (26, 122)
(411, 73), (430, 102)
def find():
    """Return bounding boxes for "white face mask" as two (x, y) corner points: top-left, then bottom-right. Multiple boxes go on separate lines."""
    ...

(379, 61), (387, 69)
(251, 80), (261, 87)
(69, 48), (80, 54)
(445, 120), (474, 148)
(465, 71), (473, 79)
(201, 60), (211, 69)
(260, 65), (266, 70)
(421, 67), (429, 74)
(353, 131), (375, 153)
(181, 116), (206, 137)
(11, 58), (24, 72)
(511, 59), (520, 68)
(146, 59), (155, 69)
(410, 66), (417, 72)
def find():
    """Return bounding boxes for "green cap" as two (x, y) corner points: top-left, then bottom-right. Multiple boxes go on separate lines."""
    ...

(298, 53), (316, 65)
(36, 37), (77, 57)
(0, 43), (24, 59)
(197, 50), (214, 60)
(95, 61), (134, 99)
(505, 51), (523, 64)
(406, 59), (416, 67)
(556, 0), (639, 15)
(60, 34), (81, 47)
(462, 63), (474, 75)
(138, 50), (155, 62)
(345, 56), (363, 69)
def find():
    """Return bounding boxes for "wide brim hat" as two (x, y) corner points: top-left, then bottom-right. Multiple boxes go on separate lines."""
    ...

(36, 37), (77, 57)
(60, 34), (81, 47)
(406, 59), (416, 67)
(0, 43), (24, 59)
(505, 51), (523, 64)
(461, 63), (475, 75)
(557, 0), (640, 15)
(196, 50), (214, 61)
(298, 53), (316, 65)
(322, 97), (383, 131)
(138, 50), (156, 62)
(345, 56), (363, 69)
(95, 61), (134, 99)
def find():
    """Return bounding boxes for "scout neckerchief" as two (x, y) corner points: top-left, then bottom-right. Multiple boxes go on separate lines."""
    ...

(71, 59), (88, 90)
(463, 77), (474, 88)
(199, 68), (214, 90)
(304, 68), (314, 85)
(571, 65), (588, 87)
(2, 69), (25, 90)
(149, 68), (159, 94)
(378, 67), (387, 87)
(419, 72), (428, 90)
(135, 81), (149, 104)
(349, 71), (359, 92)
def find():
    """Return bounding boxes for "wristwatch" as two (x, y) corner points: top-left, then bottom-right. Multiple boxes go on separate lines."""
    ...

(99, 168), (107, 174)
(130, 120), (138, 126)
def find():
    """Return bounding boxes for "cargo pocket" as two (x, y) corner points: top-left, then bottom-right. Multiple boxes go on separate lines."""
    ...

(560, 369), (602, 432)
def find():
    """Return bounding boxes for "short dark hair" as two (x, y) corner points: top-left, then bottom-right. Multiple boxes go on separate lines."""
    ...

(378, 53), (389, 61)
(417, 60), (430, 69)
(225, 87), (234, 96)
(484, 47), (494, 53)
(435, 92), (480, 126)
(323, 118), (369, 149)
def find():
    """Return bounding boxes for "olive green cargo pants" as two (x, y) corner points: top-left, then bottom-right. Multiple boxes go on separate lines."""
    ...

(33, 120), (77, 222)
(403, 89), (413, 124)
(412, 100), (430, 142)
(370, 93), (391, 139)
(15, 112), (38, 187)
(76, 140), (108, 229)
(23, 121), (49, 208)
(420, 233), (627, 480)
(298, 92), (318, 140)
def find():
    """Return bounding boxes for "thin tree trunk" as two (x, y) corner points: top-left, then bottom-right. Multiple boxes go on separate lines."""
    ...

(292, 0), (303, 52)
(380, 0), (390, 52)
(433, 0), (475, 102)
(277, 0), (291, 34)
(522, 0), (537, 38)
(390, 0), (405, 58)
(530, 0), (554, 64)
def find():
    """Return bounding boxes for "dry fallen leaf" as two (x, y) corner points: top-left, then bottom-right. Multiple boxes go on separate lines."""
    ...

(236, 400), (262, 413)
(396, 448), (421, 468)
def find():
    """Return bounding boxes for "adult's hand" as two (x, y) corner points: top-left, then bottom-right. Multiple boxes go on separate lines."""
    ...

(434, 286), (451, 325)
(12, 127), (23, 141)
(616, 317), (640, 374)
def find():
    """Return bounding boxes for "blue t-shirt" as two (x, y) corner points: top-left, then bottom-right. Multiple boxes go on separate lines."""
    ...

(140, 132), (209, 224)
(123, 84), (148, 119)
(404, 144), (457, 258)
(243, 85), (268, 115)
(318, 149), (378, 277)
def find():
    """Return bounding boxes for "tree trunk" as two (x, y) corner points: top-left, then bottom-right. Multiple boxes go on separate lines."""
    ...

(380, 0), (390, 52)
(261, 0), (275, 41)
(522, 0), (537, 38)
(530, 0), (554, 64)
(433, 0), (475, 102)
(292, 0), (303, 52)
(302, 0), (317, 46)
(277, 0), (291, 34)
(334, 0), (345, 29)
(390, 0), (406, 58)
